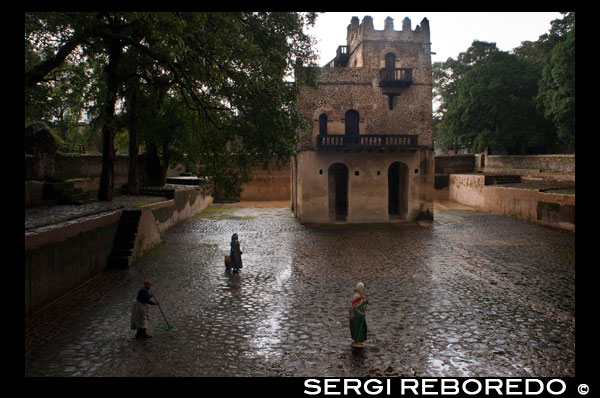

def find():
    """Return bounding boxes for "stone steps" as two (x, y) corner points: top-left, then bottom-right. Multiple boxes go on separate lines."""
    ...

(43, 181), (93, 205)
(107, 210), (141, 269)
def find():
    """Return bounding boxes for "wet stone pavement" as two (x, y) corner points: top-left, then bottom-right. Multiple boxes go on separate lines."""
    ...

(24, 203), (575, 377)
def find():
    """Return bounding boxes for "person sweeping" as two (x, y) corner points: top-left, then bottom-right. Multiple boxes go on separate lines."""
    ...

(131, 280), (158, 339)
(349, 282), (368, 348)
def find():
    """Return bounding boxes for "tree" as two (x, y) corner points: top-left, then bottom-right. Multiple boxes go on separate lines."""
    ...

(442, 52), (555, 154)
(535, 13), (575, 152)
(513, 12), (575, 153)
(432, 41), (500, 151)
(25, 12), (319, 201)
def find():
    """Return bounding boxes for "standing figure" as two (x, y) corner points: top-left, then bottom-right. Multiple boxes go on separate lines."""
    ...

(349, 282), (367, 347)
(131, 280), (158, 339)
(230, 233), (243, 273)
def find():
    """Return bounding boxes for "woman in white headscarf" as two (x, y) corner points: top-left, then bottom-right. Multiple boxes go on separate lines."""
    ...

(348, 282), (367, 347)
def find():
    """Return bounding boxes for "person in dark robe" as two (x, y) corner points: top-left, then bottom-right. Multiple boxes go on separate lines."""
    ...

(230, 233), (243, 273)
(131, 280), (158, 339)
(349, 282), (367, 347)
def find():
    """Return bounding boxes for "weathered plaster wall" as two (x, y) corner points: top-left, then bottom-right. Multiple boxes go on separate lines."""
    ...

(294, 149), (434, 223)
(132, 188), (214, 262)
(25, 211), (121, 316)
(448, 174), (575, 230)
(240, 163), (291, 201)
(25, 188), (213, 316)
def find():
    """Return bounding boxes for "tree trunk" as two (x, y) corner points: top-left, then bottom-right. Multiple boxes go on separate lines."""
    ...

(98, 124), (116, 201)
(127, 87), (140, 195)
(145, 142), (163, 187)
(97, 42), (123, 202)
(160, 141), (169, 186)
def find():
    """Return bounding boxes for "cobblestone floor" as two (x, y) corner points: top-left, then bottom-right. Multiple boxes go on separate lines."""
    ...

(24, 202), (575, 377)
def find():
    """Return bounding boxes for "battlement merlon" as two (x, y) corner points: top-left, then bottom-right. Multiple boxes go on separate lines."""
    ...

(347, 15), (430, 45)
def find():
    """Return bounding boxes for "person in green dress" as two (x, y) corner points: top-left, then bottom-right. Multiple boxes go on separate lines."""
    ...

(349, 282), (367, 347)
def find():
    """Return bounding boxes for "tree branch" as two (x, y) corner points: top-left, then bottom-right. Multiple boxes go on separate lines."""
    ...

(25, 37), (84, 87)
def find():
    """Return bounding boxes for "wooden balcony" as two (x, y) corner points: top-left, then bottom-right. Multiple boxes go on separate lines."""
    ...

(379, 68), (413, 87)
(316, 134), (418, 151)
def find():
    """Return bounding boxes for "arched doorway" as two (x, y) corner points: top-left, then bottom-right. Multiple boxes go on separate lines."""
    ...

(388, 162), (409, 219)
(345, 110), (359, 145)
(384, 52), (396, 70)
(329, 163), (348, 221)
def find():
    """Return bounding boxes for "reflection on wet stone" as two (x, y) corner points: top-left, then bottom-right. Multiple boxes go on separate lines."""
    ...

(24, 205), (574, 377)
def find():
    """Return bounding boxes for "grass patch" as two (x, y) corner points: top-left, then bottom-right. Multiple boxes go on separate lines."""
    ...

(543, 188), (575, 195)
(195, 205), (257, 220)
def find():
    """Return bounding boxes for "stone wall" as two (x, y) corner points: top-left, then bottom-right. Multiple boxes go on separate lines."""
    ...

(294, 16), (434, 224)
(25, 211), (122, 316)
(435, 154), (476, 174)
(240, 163), (291, 201)
(484, 154), (575, 177)
(448, 174), (575, 231)
(298, 65), (433, 150)
(25, 187), (213, 316)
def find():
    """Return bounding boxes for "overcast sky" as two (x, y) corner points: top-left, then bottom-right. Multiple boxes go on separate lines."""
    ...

(306, 12), (563, 66)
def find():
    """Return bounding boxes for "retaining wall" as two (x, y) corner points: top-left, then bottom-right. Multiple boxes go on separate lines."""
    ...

(448, 174), (575, 231)
(25, 187), (213, 316)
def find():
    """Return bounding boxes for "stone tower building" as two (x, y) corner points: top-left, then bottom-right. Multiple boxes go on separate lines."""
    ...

(292, 15), (434, 223)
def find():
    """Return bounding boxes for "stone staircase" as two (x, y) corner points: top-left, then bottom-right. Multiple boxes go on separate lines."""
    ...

(107, 210), (141, 269)
(43, 181), (93, 205)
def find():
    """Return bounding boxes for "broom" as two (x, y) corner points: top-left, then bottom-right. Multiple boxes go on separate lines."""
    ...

(153, 294), (175, 332)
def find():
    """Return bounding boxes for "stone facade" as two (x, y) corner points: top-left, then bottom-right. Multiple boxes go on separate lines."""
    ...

(240, 162), (291, 201)
(293, 16), (434, 223)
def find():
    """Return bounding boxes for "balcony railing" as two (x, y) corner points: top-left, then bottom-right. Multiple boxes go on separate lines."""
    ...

(379, 68), (413, 87)
(316, 134), (418, 150)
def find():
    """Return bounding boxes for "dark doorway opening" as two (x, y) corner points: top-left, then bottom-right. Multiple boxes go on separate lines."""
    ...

(329, 163), (348, 221)
(388, 162), (409, 219)
(385, 52), (396, 70)
(345, 110), (359, 145)
(319, 113), (328, 135)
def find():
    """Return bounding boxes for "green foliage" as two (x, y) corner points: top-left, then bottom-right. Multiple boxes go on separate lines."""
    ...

(446, 52), (554, 154)
(535, 13), (575, 152)
(25, 12), (320, 199)
(434, 13), (574, 155)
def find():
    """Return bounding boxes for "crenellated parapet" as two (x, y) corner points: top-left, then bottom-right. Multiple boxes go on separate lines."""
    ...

(347, 15), (430, 48)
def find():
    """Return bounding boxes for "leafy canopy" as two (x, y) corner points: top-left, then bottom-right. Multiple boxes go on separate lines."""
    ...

(25, 12), (320, 199)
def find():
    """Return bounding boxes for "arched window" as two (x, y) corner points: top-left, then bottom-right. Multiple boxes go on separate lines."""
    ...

(319, 113), (328, 135)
